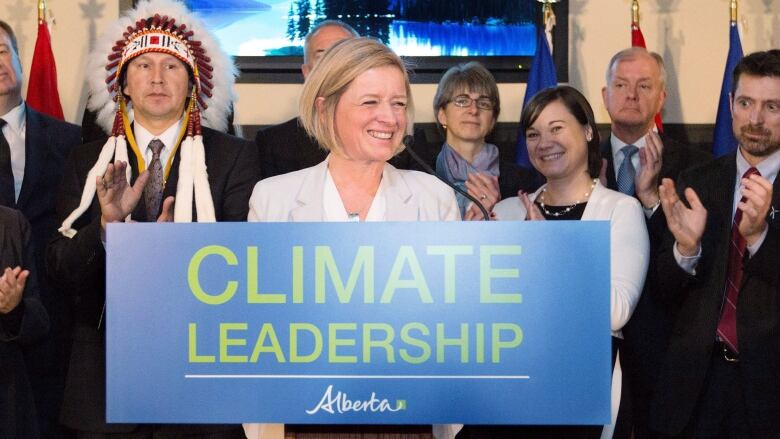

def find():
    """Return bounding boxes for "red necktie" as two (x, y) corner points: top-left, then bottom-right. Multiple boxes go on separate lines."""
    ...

(716, 166), (760, 353)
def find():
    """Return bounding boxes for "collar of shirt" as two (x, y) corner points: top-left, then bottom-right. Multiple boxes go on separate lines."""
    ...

(133, 118), (183, 167)
(610, 130), (656, 178)
(0, 101), (26, 139)
(734, 147), (780, 216)
(322, 166), (387, 222)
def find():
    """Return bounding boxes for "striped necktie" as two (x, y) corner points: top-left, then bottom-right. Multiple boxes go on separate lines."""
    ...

(716, 166), (760, 353)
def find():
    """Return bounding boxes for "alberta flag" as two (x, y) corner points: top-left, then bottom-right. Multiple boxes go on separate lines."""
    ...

(515, 13), (557, 171)
(712, 22), (743, 157)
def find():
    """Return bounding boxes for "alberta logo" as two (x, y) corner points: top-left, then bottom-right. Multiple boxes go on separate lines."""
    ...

(305, 385), (406, 415)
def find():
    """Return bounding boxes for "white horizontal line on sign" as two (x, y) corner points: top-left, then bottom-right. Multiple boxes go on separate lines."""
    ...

(184, 374), (530, 379)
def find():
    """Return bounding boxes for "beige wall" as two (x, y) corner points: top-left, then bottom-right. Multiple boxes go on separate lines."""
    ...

(7, 0), (779, 127)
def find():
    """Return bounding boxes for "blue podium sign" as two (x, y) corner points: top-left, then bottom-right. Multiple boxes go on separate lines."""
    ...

(106, 221), (610, 424)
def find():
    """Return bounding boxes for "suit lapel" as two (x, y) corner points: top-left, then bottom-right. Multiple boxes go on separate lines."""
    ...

(658, 134), (680, 181)
(600, 137), (617, 190)
(290, 160), (327, 221)
(709, 155), (738, 241)
(383, 165), (417, 221)
(18, 108), (51, 209)
(768, 169), (780, 230)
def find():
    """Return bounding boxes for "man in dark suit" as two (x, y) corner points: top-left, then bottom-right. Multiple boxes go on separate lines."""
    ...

(653, 49), (780, 437)
(0, 20), (81, 439)
(598, 47), (710, 437)
(0, 206), (50, 439)
(257, 20), (358, 178)
(46, 3), (256, 437)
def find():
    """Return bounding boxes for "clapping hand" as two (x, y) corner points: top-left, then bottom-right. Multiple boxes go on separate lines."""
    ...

(737, 173), (773, 246)
(636, 131), (664, 209)
(0, 266), (29, 314)
(519, 191), (545, 221)
(97, 161), (149, 231)
(464, 173), (500, 220)
(659, 178), (707, 256)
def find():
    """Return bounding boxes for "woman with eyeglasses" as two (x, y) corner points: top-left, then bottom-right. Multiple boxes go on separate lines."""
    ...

(433, 62), (535, 220)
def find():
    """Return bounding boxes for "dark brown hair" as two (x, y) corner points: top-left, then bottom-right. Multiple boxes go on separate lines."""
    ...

(732, 50), (780, 95)
(520, 85), (601, 178)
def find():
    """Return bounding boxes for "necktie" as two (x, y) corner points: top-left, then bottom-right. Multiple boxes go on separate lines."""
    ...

(143, 139), (165, 221)
(0, 119), (15, 207)
(716, 166), (760, 353)
(616, 144), (639, 195)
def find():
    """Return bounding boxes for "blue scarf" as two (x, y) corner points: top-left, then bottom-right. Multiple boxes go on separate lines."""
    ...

(435, 142), (500, 216)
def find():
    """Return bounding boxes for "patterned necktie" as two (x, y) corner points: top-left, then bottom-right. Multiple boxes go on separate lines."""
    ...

(0, 119), (15, 207)
(616, 144), (639, 195)
(716, 166), (761, 353)
(143, 139), (165, 221)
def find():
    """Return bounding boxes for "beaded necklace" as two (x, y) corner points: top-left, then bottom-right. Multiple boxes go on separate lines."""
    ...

(538, 178), (598, 217)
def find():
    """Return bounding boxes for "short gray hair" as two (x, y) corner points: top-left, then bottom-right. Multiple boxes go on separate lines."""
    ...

(303, 20), (358, 65)
(433, 61), (500, 130)
(605, 47), (666, 88)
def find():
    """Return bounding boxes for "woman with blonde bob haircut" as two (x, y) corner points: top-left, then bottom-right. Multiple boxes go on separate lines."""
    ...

(248, 38), (458, 222)
(245, 36), (459, 439)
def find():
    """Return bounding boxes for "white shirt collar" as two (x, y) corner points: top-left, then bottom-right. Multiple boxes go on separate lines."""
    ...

(736, 146), (780, 185)
(133, 118), (183, 157)
(610, 129), (656, 159)
(0, 101), (26, 135)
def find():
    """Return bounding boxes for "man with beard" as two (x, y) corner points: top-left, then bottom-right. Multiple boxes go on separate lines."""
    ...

(653, 49), (780, 437)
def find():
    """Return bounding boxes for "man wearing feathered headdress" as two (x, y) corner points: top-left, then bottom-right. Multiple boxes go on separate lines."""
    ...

(47, 0), (257, 436)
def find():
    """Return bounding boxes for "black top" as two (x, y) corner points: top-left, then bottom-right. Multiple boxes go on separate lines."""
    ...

(535, 201), (587, 220)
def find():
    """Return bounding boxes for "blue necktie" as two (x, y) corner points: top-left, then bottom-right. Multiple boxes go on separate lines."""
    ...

(616, 145), (639, 195)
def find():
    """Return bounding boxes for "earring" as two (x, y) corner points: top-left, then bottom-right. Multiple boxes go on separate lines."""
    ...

(442, 124), (447, 130)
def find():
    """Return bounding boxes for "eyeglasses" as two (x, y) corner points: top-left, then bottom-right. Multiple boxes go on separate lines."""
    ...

(451, 95), (495, 111)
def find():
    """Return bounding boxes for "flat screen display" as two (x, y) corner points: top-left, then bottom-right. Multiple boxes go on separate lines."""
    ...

(185, 0), (538, 57)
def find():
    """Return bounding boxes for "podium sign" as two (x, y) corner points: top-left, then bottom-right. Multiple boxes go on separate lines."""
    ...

(106, 221), (610, 424)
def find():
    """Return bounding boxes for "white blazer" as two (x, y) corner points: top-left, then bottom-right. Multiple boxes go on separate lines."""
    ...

(493, 182), (649, 335)
(244, 159), (459, 439)
(248, 158), (460, 222)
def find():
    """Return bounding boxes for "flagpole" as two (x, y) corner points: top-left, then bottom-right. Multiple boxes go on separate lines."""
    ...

(536, 0), (558, 54)
(730, 0), (737, 24)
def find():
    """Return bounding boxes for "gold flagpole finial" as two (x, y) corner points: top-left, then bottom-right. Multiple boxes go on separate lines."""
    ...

(730, 0), (738, 24)
(38, 0), (47, 24)
(536, 0), (558, 23)
(632, 0), (640, 24)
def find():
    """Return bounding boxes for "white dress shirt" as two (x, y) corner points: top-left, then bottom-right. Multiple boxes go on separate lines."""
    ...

(610, 132), (651, 180)
(0, 101), (26, 201)
(133, 118), (183, 171)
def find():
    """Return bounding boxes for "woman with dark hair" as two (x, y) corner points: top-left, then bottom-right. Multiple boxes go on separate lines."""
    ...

(490, 85), (649, 437)
(433, 62), (534, 220)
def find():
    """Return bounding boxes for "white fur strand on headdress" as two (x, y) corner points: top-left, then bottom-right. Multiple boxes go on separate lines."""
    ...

(58, 136), (130, 237)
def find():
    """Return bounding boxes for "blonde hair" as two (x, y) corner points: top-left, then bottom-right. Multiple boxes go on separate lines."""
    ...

(298, 37), (414, 154)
